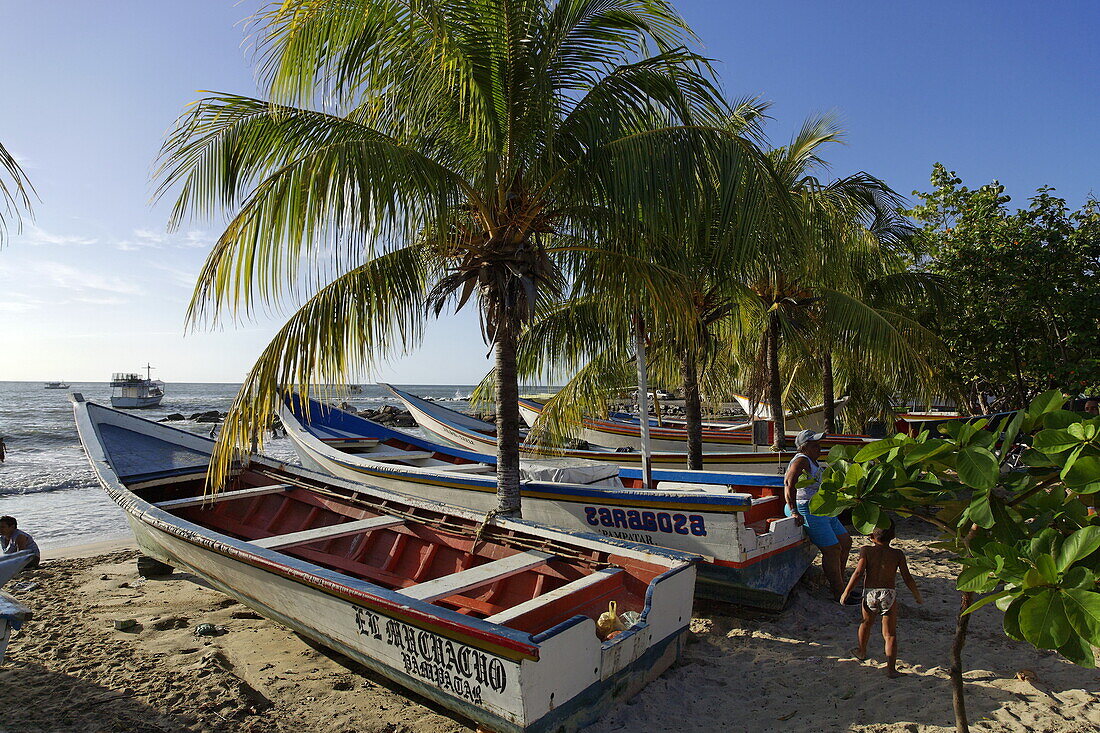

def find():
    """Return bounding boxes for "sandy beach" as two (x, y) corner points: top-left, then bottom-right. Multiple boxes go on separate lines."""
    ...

(2, 521), (1097, 733)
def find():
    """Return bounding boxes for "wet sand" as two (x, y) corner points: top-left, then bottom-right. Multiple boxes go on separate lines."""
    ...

(2, 522), (1097, 732)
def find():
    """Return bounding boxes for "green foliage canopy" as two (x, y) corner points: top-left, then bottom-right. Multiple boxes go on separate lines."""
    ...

(909, 164), (1100, 409)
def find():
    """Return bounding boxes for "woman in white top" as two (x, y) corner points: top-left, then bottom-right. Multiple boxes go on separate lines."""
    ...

(0, 516), (40, 570)
(783, 430), (853, 603)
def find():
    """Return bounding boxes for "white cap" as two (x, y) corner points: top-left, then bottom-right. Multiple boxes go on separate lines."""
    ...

(794, 429), (826, 448)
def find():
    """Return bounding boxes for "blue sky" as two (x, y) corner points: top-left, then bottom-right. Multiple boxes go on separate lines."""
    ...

(0, 1), (1096, 383)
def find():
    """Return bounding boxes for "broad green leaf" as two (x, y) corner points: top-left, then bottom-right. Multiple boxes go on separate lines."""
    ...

(1056, 634), (1096, 668)
(851, 502), (882, 535)
(842, 462), (866, 488)
(1033, 429), (1082, 455)
(1059, 445), (1085, 480)
(903, 439), (953, 467)
(998, 411), (1024, 464)
(1029, 528), (1061, 559)
(1023, 568), (1046, 589)
(809, 490), (840, 517)
(1063, 457), (1100, 492)
(957, 447), (999, 489)
(1043, 410), (1083, 430)
(956, 566), (997, 593)
(1035, 553), (1059, 584)
(1063, 566), (1096, 589)
(1003, 596), (1026, 640)
(1062, 589), (1100, 647)
(1067, 423), (1088, 440)
(854, 439), (901, 463)
(967, 490), (995, 529)
(1056, 526), (1100, 571)
(1021, 448), (1057, 467)
(1020, 385), (1064, 420)
(1018, 590), (1072, 649)
(962, 589), (1012, 616)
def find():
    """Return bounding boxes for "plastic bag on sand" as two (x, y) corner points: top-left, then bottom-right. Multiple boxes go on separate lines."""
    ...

(596, 601), (627, 640)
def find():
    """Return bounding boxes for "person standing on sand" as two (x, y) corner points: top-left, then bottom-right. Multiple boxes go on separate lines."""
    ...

(840, 521), (923, 677)
(783, 429), (855, 603)
(0, 516), (40, 570)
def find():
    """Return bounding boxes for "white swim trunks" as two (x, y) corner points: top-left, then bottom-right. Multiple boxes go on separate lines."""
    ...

(864, 588), (897, 616)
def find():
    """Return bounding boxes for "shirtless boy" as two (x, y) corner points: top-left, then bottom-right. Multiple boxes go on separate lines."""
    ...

(839, 520), (922, 677)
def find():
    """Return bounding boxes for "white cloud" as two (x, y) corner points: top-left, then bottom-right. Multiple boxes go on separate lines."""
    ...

(112, 228), (211, 251)
(21, 225), (97, 247)
(28, 261), (145, 297)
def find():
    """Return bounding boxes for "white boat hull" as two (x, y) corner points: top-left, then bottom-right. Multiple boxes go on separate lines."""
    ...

(111, 395), (164, 409)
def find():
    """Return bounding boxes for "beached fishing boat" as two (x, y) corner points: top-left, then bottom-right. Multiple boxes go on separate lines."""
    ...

(385, 384), (792, 474)
(110, 364), (165, 408)
(730, 394), (848, 434)
(0, 551), (35, 664)
(517, 396), (869, 452)
(280, 396), (814, 610)
(71, 394), (698, 733)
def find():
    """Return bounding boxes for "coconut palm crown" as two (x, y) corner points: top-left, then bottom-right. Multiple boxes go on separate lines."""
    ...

(155, 0), (734, 514)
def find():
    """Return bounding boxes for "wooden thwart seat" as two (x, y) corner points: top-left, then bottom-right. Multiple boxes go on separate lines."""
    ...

(155, 483), (292, 510)
(364, 449), (434, 463)
(251, 515), (404, 550)
(399, 551), (553, 603)
(485, 568), (623, 625)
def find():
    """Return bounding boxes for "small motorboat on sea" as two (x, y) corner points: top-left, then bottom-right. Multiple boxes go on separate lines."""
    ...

(385, 384), (795, 474)
(517, 396), (871, 452)
(43, 381), (70, 389)
(110, 364), (165, 408)
(72, 394), (698, 733)
(280, 395), (814, 610)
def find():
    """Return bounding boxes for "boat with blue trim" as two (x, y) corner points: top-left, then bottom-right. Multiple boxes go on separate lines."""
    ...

(517, 395), (871, 452)
(385, 384), (793, 474)
(280, 395), (815, 610)
(72, 393), (698, 733)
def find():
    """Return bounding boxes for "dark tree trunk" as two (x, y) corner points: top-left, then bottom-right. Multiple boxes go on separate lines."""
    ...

(768, 313), (787, 450)
(681, 349), (703, 470)
(494, 322), (522, 517)
(950, 591), (974, 733)
(822, 349), (835, 434)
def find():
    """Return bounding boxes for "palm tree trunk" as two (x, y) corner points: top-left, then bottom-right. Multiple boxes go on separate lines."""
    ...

(682, 349), (703, 470)
(768, 313), (787, 450)
(494, 322), (522, 517)
(822, 349), (835, 434)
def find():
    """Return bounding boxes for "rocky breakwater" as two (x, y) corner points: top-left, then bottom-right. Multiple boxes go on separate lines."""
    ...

(340, 403), (417, 428)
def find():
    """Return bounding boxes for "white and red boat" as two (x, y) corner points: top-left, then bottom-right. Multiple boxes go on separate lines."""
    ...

(280, 395), (814, 611)
(385, 384), (793, 474)
(72, 394), (698, 733)
(517, 395), (869, 452)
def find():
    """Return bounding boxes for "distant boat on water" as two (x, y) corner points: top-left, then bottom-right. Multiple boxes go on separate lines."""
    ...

(110, 363), (165, 408)
(44, 381), (70, 389)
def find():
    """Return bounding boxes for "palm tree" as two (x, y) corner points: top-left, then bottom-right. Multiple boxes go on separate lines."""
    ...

(0, 142), (33, 244)
(736, 116), (940, 447)
(498, 118), (774, 470)
(155, 0), (730, 515)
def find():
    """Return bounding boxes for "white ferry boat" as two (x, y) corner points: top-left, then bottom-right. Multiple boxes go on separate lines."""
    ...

(110, 364), (165, 408)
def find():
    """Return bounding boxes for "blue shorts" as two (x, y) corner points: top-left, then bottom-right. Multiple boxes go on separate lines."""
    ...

(786, 501), (848, 549)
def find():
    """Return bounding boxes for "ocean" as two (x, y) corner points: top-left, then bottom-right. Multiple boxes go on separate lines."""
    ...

(0, 382), (478, 550)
